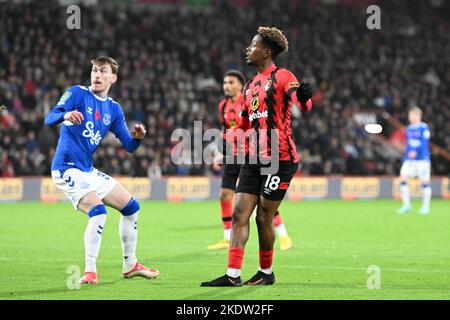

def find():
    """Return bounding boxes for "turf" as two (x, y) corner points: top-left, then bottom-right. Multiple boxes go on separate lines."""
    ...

(0, 199), (449, 300)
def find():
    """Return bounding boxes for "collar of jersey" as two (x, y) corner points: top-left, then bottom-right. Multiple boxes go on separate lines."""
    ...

(409, 122), (425, 128)
(260, 64), (277, 76)
(88, 86), (108, 101)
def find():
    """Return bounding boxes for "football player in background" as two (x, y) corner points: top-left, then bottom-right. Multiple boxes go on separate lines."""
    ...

(45, 56), (159, 285)
(208, 70), (293, 251)
(398, 107), (432, 214)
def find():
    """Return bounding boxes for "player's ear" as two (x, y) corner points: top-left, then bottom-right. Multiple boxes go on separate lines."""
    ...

(264, 47), (271, 59)
(111, 73), (118, 84)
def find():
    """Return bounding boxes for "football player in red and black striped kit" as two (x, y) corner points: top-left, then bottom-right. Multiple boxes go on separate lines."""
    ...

(207, 70), (293, 251)
(201, 27), (313, 286)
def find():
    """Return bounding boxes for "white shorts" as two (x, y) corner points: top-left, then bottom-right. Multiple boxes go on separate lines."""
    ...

(51, 168), (117, 210)
(400, 160), (431, 182)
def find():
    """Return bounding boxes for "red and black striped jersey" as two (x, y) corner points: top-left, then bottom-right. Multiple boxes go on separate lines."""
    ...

(218, 94), (245, 157)
(234, 64), (312, 163)
(218, 95), (243, 130)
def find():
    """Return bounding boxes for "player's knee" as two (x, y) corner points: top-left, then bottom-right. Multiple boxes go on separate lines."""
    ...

(78, 192), (102, 214)
(232, 206), (247, 226)
(255, 211), (271, 227)
(422, 182), (431, 188)
(120, 197), (140, 216)
(88, 204), (107, 218)
(220, 189), (234, 201)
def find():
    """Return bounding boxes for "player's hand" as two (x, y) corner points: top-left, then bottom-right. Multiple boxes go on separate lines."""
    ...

(132, 124), (146, 139)
(213, 153), (224, 171)
(297, 82), (314, 104)
(64, 110), (84, 125)
(408, 150), (417, 159)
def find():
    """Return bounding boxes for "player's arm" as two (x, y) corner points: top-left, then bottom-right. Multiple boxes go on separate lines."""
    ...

(218, 100), (226, 127)
(44, 86), (84, 126)
(110, 106), (145, 153)
(282, 70), (313, 112)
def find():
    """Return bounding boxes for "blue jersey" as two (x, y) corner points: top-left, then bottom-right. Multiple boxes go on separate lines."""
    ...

(404, 122), (430, 161)
(45, 85), (140, 173)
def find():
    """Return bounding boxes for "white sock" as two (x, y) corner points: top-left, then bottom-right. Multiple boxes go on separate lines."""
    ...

(224, 228), (231, 241)
(400, 182), (410, 208)
(120, 212), (139, 272)
(84, 214), (107, 273)
(422, 184), (431, 210)
(259, 267), (273, 275)
(226, 268), (241, 278)
(275, 224), (287, 237)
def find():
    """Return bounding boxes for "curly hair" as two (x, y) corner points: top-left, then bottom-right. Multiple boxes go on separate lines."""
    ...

(257, 26), (289, 58)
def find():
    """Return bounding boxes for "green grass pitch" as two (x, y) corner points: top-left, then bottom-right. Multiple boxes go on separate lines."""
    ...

(0, 199), (449, 300)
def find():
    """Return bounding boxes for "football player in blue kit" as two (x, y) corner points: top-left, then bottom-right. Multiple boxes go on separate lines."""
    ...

(398, 107), (432, 215)
(45, 56), (159, 285)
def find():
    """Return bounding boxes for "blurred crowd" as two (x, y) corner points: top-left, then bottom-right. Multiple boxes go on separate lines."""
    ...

(1, 0), (449, 177)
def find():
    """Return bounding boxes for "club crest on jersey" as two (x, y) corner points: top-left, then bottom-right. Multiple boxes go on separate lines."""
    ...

(251, 97), (259, 111)
(103, 113), (111, 125)
(265, 80), (272, 91)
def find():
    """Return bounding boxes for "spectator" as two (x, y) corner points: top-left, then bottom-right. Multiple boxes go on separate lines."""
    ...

(0, 0), (448, 177)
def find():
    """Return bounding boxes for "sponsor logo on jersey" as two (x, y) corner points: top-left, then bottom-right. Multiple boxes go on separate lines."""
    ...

(82, 121), (102, 145)
(408, 139), (421, 148)
(87, 107), (93, 114)
(265, 80), (272, 91)
(289, 82), (300, 88)
(103, 113), (111, 125)
(250, 97), (259, 111)
(249, 110), (268, 121)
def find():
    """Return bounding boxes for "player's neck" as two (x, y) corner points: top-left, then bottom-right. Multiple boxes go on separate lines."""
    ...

(95, 90), (108, 98)
(90, 87), (109, 99)
(230, 94), (239, 103)
(256, 60), (274, 73)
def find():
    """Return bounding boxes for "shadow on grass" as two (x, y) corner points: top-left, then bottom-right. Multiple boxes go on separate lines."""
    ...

(0, 279), (121, 299)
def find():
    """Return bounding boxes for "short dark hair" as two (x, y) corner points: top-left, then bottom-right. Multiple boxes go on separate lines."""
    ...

(224, 70), (246, 86)
(257, 26), (289, 58)
(91, 56), (120, 74)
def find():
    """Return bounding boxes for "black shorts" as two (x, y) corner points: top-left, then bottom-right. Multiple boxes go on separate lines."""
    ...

(235, 161), (299, 201)
(221, 163), (242, 190)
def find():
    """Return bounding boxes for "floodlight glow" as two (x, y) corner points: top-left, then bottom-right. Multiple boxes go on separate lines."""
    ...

(364, 124), (383, 134)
